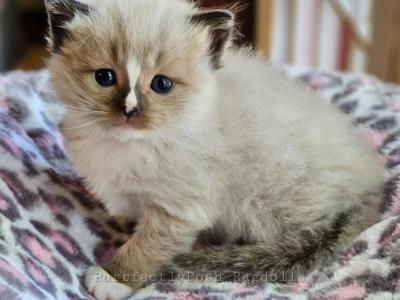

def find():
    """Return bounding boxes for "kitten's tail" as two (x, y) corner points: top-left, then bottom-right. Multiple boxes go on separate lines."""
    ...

(170, 210), (363, 283)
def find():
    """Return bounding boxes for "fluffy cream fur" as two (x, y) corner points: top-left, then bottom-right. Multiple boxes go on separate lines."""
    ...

(45, 0), (385, 299)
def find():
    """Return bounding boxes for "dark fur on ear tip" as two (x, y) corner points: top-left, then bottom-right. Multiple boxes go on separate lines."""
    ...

(190, 9), (235, 69)
(191, 10), (234, 28)
(45, 0), (90, 53)
(46, 0), (89, 11)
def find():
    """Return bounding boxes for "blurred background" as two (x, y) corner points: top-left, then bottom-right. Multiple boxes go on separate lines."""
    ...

(0, 0), (399, 83)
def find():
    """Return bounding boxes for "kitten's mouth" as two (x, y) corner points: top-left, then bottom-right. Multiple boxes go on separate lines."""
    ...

(113, 117), (144, 130)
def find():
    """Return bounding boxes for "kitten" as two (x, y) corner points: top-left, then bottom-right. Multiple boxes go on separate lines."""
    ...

(45, 0), (385, 299)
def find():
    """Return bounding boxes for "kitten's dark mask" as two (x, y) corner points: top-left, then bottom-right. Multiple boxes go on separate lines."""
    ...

(94, 69), (173, 119)
(45, 0), (235, 138)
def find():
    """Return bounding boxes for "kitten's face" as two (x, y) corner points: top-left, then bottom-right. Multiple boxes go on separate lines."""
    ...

(46, 0), (233, 141)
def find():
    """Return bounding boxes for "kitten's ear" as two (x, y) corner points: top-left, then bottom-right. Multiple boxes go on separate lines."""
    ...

(191, 10), (234, 69)
(45, 0), (90, 53)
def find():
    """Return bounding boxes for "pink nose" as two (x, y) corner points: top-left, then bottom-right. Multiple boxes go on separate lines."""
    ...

(124, 106), (140, 119)
(124, 97), (140, 119)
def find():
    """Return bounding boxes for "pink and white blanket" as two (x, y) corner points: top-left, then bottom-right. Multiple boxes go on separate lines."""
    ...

(0, 68), (399, 300)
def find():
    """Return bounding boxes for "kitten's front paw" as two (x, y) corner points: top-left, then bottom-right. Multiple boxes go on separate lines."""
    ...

(85, 266), (133, 300)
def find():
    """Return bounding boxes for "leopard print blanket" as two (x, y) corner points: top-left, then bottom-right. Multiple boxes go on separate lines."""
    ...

(0, 68), (399, 300)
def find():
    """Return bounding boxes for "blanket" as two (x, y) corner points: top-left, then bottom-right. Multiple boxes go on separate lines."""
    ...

(0, 68), (399, 300)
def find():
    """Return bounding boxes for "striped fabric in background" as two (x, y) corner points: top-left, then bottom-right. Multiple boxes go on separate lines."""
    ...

(258, 0), (372, 73)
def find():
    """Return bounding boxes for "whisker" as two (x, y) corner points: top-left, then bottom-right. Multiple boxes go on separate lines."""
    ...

(61, 118), (102, 130)
(65, 110), (109, 116)
(81, 120), (105, 150)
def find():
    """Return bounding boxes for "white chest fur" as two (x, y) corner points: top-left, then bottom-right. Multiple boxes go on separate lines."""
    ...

(65, 129), (218, 220)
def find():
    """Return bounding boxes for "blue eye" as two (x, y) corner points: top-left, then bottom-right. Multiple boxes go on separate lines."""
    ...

(95, 69), (116, 87)
(151, 75), (173, 94)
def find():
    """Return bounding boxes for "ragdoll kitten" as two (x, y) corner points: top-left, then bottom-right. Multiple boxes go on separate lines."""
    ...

(45, 0), (385, 299)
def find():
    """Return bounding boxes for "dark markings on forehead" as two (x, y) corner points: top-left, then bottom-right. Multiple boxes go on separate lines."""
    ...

(134, 84), (146, 111)
(111, 43), (119, 63)
(108, 21), (131, 113)
(112, 69), (131, 113)
(110, 37), (128, 65)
